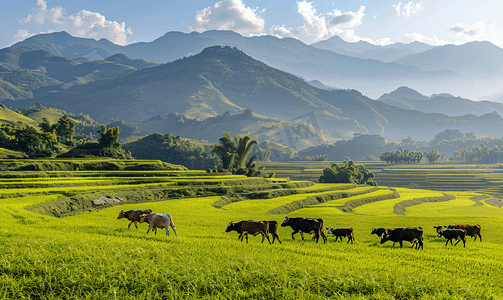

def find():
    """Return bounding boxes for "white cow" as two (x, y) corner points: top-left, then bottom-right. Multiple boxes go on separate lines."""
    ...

(139, 213), (177, 237)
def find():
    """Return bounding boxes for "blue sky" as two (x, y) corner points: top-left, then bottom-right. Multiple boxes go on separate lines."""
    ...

(1, 0), (502, 49)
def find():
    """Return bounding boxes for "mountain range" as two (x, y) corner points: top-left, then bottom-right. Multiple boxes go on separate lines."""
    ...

(14, 30), (498, 99)
(2, 44), (502, 144)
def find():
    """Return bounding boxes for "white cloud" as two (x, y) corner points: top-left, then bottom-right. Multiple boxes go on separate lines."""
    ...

(269, 1), (379, 45)
(14, 0), (133, 45)
(402, 32), (450, 46)
(12, 29), (36, 44)
(328, 6), (365, 28)
(187, 0), (265, 34)
(393, 1), (423, 17)
(447, 22), (503, 48)
(448, 22), (484, 36)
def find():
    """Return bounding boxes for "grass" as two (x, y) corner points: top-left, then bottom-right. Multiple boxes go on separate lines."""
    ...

(2, 164), (503, 299)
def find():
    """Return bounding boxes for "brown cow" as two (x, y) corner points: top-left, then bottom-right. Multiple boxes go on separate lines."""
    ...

(139, 213), (177, 237)
(444, 224), (481, 242)
(117, 209), (152, 229)
(226, 221), (271, 244)
(238, 221), (282, 244)
(327, 228), (354, 244)
(437, 228), (467, 247)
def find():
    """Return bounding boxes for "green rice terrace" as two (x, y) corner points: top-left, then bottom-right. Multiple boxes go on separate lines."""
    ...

(2, 158), (503, 299)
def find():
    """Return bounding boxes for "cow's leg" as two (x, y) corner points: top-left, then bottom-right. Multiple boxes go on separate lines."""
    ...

(262, 232), (271, 244)
(300, 232), (304, 241)
(128, 220), (134, 229)
(147, 224), (153, 235)
(454, 238), (461, 246)
(320, 231), (327, 244)
(291, 231), (297, 240)
(445, 239), (449, 246)
(274, 233), (282, 244)
(399, 240), (403, 248)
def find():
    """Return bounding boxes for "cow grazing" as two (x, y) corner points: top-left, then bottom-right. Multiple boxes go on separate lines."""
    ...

(437, 228), (467, 247)
(117, 209), (152, 229)
(380, 227), (424, 250)
(327, 228), (354, 244)
(444, 224), (481, 242)
(226, 221), (271, 244)
(281, 217), (327, 243)
(139, 213), (177, 237)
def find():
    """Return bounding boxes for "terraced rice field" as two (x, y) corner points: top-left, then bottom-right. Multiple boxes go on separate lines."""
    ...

(2, 164), (503, 299)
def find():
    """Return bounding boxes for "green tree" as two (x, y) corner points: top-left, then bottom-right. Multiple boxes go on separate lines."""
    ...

(39, 118), (53, 133)
(319, 161), (376, 186)
(424, 150), (440, 164)
(54, 115), (75, 144)
(97, 125), (121, 149)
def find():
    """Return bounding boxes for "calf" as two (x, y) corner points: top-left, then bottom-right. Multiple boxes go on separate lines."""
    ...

(117, 209), (152, 229)
(433, 226), (443, 234)
(139, 213), (177, 237)
(380, 227), (424, 250)
(437, 228), (467, 247)
(281, 217), (327, 243)
(327, 228), (354, 244)
(444, 224), (481, 242)
(226, 221), (271, 244)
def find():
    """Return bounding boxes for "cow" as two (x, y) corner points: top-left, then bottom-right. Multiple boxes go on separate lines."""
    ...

(233, 221), (282, 244)
(380, 227), (424, 250)
(281, 217), (327, 243)
(444, 224), (481, 242)
(327, 228), (354, 244)
(226, 221), (271, 244)
(117, 209), (152, 229)
(371, 228), (394, 238)
(437, 228), (467, 247)
(139, 213), (177, 237)
(433, 226), (443, 234)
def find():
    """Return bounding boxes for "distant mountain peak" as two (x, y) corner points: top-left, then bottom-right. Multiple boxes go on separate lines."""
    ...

(378, 86), (429, 101)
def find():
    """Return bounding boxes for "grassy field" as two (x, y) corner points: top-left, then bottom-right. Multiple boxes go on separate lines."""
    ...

(2, 161), (503, 299)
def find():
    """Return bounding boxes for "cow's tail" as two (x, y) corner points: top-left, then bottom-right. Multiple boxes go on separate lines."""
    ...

(170, 215), (178, 237)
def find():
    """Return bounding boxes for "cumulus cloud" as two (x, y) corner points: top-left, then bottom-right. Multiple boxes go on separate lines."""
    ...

(393, 1), (423, 17)
(187, 0), (265, 34)
(447, 22), (503, 48)
(14, 0), (132, 45)
(269, 1), (381, 45)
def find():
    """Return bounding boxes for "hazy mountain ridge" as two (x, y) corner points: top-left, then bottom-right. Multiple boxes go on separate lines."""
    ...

(394, 41), (503, 77)
(378, 86), (503, 117)
(12, 30), (466, 98)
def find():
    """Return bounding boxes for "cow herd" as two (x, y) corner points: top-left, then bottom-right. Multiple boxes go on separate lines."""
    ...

(118, 210), (481, 250)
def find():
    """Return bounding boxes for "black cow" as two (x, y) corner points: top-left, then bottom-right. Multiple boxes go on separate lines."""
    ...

(281, 217), (327, 243)
(380, 227), (424, 250)
(437, 228), (467, 247)
(327, 228), (354, 244)
(237, 221), (282, 244)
